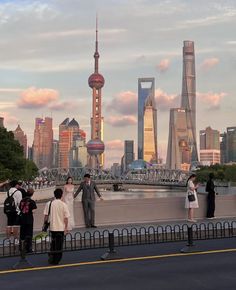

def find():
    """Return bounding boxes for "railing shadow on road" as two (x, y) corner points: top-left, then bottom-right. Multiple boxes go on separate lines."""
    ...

(0, 221), (235, 259)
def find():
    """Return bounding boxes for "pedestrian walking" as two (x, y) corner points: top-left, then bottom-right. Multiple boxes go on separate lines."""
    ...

(206, 173), (217, 219)
(44, 188), (70, 265)
(74, 174), (103, 228)
(185, 174), (199, 222)
(19, 188), (37, 253)
(4, 180), (22, 238)
(62, 177), (75, 230)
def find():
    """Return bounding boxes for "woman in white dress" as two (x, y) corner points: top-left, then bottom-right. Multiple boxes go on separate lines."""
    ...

(185, 174), (199, 222)
(62, 177), (75, 230)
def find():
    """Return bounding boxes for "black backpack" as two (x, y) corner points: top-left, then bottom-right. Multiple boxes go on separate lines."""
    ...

(3, 190), (18, 215)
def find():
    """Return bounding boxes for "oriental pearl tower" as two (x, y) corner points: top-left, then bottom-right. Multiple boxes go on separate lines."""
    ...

(87, 18), (105, 169)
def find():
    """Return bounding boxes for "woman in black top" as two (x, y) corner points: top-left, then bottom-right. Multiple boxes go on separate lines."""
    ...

(206, 173), (216, 218)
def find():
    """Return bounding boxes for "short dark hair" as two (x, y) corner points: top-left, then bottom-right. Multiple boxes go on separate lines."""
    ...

(209, 173), (214, 179)
(54, 188), (63, 199)
(84, 173), (90, 178)
(26, 188), (34, 197)
(10, 180), (20, 187)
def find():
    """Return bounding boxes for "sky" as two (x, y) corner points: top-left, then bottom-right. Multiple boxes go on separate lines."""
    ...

(0, 0), (235, 167)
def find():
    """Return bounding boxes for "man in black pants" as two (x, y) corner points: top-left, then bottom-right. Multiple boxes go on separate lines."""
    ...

(19, 188), (37, 253)
(44, 188), (69, 265)
(74, 174), (103, 228)
(206, 173), (217, 218)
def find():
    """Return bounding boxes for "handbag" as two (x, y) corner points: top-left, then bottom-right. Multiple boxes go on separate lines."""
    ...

(42, 201), (52, 232)
(188, 191), (195, 202)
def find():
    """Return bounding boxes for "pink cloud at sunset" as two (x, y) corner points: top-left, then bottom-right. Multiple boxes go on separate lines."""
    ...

(49, 101), (79, 111)
(106, 115), (137, 127)
(17, 87), (59, 108)
(157, 58), (170, 72)
(197, 91), (227, 109)
(200, 57), (219, 70)
(0, 112), (18, 125)
(106, 91), (137, 115)
(155, 89), (179, 111)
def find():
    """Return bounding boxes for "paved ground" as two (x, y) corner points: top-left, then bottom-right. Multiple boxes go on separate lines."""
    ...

(0, 238), (235, 290)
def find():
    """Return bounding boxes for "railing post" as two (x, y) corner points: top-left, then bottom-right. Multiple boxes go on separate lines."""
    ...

(101, 232), (119, 260)
(180, 225), (198, 253)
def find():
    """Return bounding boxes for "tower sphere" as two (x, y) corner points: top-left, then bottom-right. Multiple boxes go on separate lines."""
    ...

(88, 72), (105, 89)
(87, 139), (105, 155)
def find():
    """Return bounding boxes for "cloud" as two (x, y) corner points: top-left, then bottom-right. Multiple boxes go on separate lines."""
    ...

(105, 139), (123, 151)
(200, 57), (219, 70)
(155, 89), (179, 111)
(157, 58), (170, 72)
(17, 87), (59, 108)
(49, 101), (80, 111)
(106, 116), (137, 127)
(197, 91), (227, 110)
(0, 112), (18, 125)
(0, 102), (16, 110)
(106, 91), (137, 115)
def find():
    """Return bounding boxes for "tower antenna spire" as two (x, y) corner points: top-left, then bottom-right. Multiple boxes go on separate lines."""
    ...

(94, 14), (99, 73)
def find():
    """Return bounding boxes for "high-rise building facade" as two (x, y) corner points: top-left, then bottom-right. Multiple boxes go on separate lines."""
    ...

(166, 41), (198, 170)
(123, 140), (134, 172)
(13, 125), (27, 158)
(32, 117), (53, 169)
(87, 18), (105, 168)
(181, 40), (198, 164)
(220, 127), (236, 164)
(0, 117), (4, 128)
(52, 140), (59, 168)
(166, 108), (191, 171)
(59, 118), (86, 168)
(199, 126), (220, 165)
(138, 78), (157, 163)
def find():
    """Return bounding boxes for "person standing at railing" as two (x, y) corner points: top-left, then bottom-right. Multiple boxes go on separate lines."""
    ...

(62, 176), (75, 230)
(206, 173), (217, 219)
(44, 188), (70, 265)
(185, 174), (199, 222)
(74, 173), (103, 228)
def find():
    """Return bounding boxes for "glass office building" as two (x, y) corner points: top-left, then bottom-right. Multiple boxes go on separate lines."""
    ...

(138, 78), (157, 163)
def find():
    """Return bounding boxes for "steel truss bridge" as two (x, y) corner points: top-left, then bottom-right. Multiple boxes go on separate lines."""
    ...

(39, 167), (190, 187)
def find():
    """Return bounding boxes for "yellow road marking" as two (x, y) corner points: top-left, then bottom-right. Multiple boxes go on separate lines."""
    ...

(0, 248), (235, 275)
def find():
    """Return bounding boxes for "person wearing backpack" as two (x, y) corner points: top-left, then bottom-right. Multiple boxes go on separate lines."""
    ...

(4, 180), (22, 238)
(19, 188), (37, 253)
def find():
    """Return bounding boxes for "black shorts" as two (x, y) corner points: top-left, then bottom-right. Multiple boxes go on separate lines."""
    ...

(7, 212), (19, 226)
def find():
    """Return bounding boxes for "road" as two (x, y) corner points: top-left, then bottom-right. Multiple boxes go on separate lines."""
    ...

(0, 238), (235, 290)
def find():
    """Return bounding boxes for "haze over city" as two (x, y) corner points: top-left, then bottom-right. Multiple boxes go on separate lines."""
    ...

(0, 0), (235, 167)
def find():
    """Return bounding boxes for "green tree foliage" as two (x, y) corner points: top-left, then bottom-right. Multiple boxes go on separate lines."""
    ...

(196, 164), (236, 182)
(0, 127), (38, 180)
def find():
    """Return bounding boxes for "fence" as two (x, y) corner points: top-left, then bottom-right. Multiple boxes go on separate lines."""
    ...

(0, 221), (235, 259)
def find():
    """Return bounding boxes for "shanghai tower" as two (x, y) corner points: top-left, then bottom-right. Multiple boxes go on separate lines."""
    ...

(181, 40), (198, 164)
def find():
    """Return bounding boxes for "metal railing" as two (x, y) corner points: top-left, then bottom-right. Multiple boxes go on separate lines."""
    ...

(0, 221), (235, 258)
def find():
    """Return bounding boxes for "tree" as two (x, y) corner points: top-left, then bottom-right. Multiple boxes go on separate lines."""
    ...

(0, 127), (38, 180)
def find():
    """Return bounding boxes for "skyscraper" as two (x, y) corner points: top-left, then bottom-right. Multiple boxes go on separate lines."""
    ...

(166, 108), (191, 171)
(199, 126), (220, 165)
(32, 117), (53, 169)
(0, 117), (4, 128)
(123, 140), (134, 172)
(138, 78), (157, 163)
(220, 127), (236, 164)
(87, 18), (105, 168)
(13, 125), (27, 158)
(181, 40), (198, 164)
(59, 118), (86, 168)
(166, 41), (198, 170)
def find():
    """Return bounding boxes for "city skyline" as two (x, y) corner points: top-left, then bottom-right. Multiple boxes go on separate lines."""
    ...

(0, 1), (235, 167)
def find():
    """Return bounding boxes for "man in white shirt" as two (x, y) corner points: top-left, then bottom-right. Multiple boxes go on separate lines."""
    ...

(44, 188), (70, 265)
(6, 180), (22, 238)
